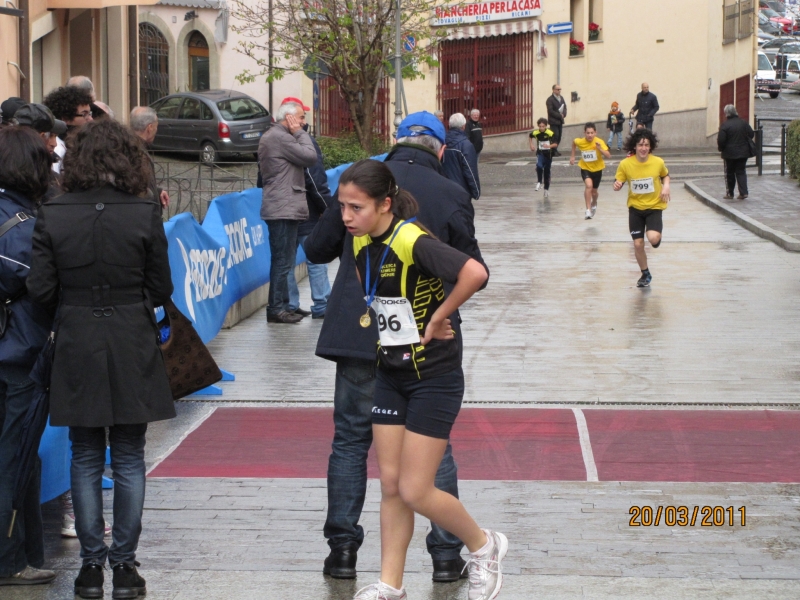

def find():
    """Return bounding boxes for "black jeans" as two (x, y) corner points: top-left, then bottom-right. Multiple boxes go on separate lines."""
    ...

(0, 364), (44, 577)
(724, 158), (749, 196)
(551, 124), (562, 149)
(265, 219), (300, 316)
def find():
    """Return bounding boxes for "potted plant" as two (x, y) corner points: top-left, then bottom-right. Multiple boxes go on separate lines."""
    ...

(588, 22), (601, 41)
(569, 39), (585, 56)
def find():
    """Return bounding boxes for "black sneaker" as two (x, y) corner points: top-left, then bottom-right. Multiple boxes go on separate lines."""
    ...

(432, 555), (468, 582)
(74, 563), (104, 599)
(637, 272), (652, 288)
(111, 563), (146, 599)
(323, 542), (358, 579)
(267, 310), (303, 324)
(293, 308), (312, 317)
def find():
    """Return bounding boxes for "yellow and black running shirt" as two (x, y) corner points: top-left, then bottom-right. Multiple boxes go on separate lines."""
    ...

(353, 218), (470, 380)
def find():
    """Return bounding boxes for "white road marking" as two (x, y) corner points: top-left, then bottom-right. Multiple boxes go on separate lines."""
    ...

(506, 161), (531, 165)
(146, 406), (217, 475)
(572, 408), (599, 482)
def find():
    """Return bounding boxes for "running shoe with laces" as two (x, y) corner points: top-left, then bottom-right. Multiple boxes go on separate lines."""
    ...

(464, 529), (508, 600)
(585, 209), (592, 220)
(535, 182), (541, 191)
(353, 581), (407, 600)
(590, 203), (597, 217)
(543, 189), (549, 198)
(636, 271), (652, 288)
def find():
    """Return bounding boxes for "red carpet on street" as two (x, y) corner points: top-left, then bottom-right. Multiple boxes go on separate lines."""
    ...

(148, 407), (800, 483)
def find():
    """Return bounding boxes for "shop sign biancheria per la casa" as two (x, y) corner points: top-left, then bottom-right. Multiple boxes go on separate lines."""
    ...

(432, 0), (543, 25)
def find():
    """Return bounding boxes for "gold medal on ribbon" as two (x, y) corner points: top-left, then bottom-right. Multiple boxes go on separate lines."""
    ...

(360, 312), (371, 328)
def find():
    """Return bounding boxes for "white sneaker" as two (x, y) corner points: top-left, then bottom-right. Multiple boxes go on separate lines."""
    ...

(535, 182), (541, 191)
(61, 513), (112, 538)
(465, 530), (508, 600)
(543, 189), (549, 198)
(585, 209), (593, 219)
(591, 204), (597, 217)
(353, 581), (407, 600)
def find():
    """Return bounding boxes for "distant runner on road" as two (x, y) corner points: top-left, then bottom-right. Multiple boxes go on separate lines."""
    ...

(613, 129), (670, 288)
(570, 122), (611, 219)
(529, 117), (558, 198)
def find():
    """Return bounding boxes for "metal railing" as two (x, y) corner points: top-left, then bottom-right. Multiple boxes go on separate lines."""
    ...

(754, 116), (791, 176)
(152, 152), (259, 222)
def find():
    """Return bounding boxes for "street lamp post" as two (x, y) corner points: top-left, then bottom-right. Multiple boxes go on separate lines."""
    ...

(393, 0), (403, 130)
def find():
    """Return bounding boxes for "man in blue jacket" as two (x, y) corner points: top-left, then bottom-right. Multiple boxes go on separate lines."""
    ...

(443, 113), (481, 201)
(304, 111), (486, 584)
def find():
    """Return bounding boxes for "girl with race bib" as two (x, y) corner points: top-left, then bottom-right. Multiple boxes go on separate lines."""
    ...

(529, 117), (558, 198)
(612, 129), (670, 288)
(337, 159), (507, 600)
(570, 122), (611, 220)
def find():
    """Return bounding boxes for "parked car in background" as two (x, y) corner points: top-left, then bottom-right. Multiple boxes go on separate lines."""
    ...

(757, 50), (781, 98)
(759, 11), (784, 35)
(150, 90), (272, 163)
(762, 1), (788, 16)
(760, 7), (795, 34)
(778, 55), (800, 87)
(759, 38), (800, 62)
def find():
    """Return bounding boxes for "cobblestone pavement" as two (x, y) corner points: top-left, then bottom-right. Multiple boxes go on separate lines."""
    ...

(8, 153), (800, 599)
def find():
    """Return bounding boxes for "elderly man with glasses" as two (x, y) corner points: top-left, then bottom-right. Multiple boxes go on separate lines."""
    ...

(546, 84), (567, 156)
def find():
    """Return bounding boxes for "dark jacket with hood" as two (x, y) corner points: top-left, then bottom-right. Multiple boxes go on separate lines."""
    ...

(717, 115), (755, 160)
(443, 128), (481, 200)
(303, 143), (486, 362)
(0, 188), (52, 369)
(631, 91), (660, 125)
(465, 119), (484, 154)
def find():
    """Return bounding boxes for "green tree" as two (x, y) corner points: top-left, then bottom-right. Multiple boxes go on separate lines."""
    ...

(230, 0), (448, 153)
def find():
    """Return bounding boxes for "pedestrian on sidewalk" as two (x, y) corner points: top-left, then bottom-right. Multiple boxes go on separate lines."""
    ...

(465, 109), (484, 155)
(280, 97), (334, 320)
(717, 104), (755, 200)
(606, 102), (624, 150)
(570, 122), (611, 219)
(258, 101), (318, 324)
(613, 128), (671, 288)
(443, 112), (481, 200)
(629, 82), (659, 130)
(338, 159), (506, 600)
(27, 119), (175, 600)
(529, 117), (558, 197)
(546, 84), (567, 156)
(303, 111), (486, 586)
(0, 127), (57, 589)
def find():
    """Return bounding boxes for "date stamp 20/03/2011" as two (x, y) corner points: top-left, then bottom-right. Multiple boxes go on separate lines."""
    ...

(629, 506), (746, 527)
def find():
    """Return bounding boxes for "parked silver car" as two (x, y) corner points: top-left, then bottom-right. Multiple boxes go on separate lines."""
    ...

(150, 90), (272, 163)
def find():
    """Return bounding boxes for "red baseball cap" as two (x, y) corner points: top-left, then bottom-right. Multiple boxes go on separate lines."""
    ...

(281, 96), (311, 111)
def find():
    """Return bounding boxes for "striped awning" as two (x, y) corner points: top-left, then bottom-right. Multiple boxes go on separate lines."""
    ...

(443, 18), (542, 40)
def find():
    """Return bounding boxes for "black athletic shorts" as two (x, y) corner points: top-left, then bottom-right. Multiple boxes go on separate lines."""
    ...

(580, 169), (603, 189)
(372, 367), (464, 439)
(628, 207), (663, 239)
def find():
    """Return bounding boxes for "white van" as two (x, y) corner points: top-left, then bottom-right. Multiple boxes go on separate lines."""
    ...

(756, 51), (781, 98)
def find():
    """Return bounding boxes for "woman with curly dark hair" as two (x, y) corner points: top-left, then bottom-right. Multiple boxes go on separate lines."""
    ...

(27, 119), (174, 599)
(0, 127), (56, 588)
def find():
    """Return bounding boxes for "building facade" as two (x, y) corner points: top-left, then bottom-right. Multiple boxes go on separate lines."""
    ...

(400, 0), (757, 150)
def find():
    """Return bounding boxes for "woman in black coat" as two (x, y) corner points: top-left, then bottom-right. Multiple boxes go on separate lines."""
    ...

(717, 104), (755, 199)
(27, 119), (174, 599)
(0, 127), (56, 587)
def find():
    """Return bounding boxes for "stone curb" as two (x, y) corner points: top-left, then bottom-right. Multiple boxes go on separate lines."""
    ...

(684, 179), (800, 252)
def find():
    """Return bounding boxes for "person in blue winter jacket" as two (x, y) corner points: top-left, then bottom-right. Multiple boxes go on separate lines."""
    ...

(442, 113), (481, 201)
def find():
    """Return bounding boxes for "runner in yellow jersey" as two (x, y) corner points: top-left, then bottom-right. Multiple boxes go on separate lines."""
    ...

(570, 122), (611, 219)
(612, 129), (670, 287)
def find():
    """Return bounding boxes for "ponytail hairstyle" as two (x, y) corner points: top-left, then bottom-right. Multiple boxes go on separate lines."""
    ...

(339, 159), (419, 220)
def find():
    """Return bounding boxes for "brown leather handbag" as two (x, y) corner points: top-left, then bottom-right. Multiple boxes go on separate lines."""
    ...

(158, 299), (222, 399)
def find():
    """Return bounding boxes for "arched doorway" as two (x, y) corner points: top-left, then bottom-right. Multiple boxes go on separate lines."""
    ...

(188, 31), (210, 91)
(139, 23), (170, 106)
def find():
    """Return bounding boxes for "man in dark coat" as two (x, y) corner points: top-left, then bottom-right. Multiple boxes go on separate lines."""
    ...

(303, 111), (486, 584)
(630, 82), (660, 130)
(717, 104), (755, 199)
(443, 112), (481, 200)
(546, 84), (567, 155)
(464, 108), (484, 155)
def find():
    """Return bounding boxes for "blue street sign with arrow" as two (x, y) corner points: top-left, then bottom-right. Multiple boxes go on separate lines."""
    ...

(546, 22), (573, 35)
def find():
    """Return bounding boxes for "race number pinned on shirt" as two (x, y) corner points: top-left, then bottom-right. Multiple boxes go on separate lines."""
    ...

(372, 296), (420, 346)
(582, 150), (598, 162)
(539, 141), (551, 151)
(631, 177), (655, 194)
